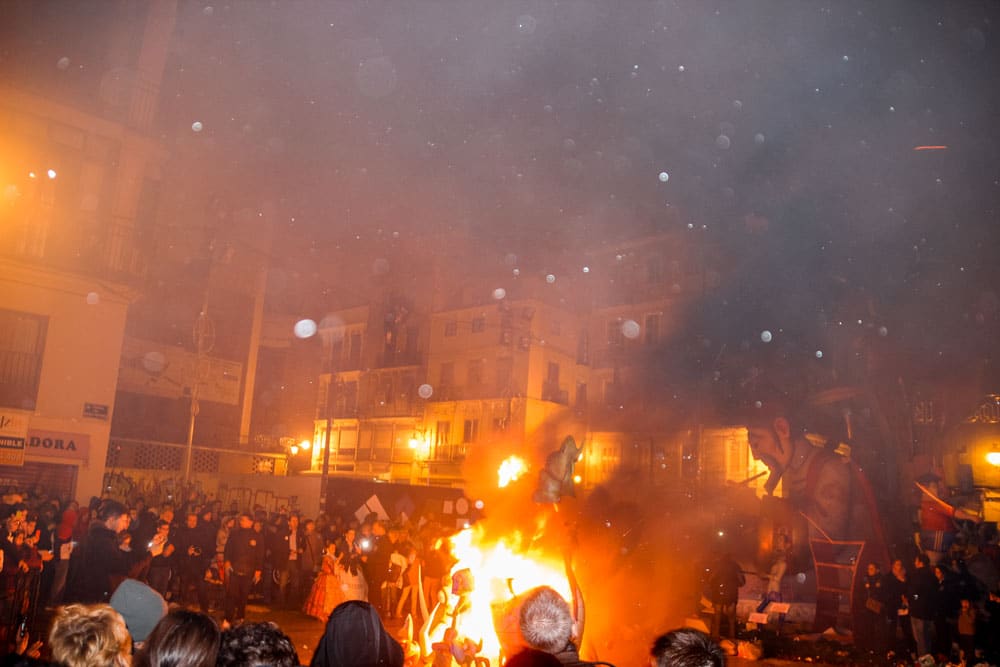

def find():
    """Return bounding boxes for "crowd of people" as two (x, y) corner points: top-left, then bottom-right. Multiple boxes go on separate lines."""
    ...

(855, 551), (1000, 666)
(0, 487), (730, 667)
(0, 487), (462, 631)
(5, 482), (1000, 666)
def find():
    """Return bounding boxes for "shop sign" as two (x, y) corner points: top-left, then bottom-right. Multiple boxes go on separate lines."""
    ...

(0, 411), (30, 466)
(25, 429), (90, 461)
(0, 437), (25, 466)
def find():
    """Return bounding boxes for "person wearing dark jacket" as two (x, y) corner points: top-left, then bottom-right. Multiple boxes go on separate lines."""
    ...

(310, 600), (403, 667)
(223, 513), (264, 624)
(63, 499), (164, 604)
(174, 511), (215, 612)
(708, 552), (745, 640)
(907, 553), (936, 657)
(856, 562), (886, 655)
(883, 559), (915, 658)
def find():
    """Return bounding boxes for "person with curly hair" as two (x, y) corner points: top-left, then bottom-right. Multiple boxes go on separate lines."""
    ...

(216, 622), (300, 667)
(48, 603), (132, 667)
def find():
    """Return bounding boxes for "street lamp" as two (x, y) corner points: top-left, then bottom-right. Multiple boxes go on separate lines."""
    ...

(409, 433), (431, 485)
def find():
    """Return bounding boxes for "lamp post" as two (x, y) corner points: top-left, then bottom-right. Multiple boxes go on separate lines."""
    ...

(183, 307), (215, 484)
(317, 321), (342, 514)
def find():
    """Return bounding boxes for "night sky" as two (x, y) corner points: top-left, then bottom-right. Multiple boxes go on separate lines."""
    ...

(160, 1), (1000, 375)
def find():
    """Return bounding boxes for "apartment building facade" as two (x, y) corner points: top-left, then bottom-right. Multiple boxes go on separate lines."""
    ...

(0, 2), (177, 501)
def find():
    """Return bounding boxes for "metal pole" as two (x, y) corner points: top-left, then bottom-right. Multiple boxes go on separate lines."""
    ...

(184, 306), (213, 484)
(183, 390), (199, 483)
(319, 379), (332, 514)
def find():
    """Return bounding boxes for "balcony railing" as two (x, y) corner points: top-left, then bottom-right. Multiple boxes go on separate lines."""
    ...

(2, 212), (147, 286)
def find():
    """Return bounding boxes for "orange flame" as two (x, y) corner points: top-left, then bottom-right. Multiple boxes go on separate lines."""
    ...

(439, 524), (571, 663)
(497, 456), (528, 488)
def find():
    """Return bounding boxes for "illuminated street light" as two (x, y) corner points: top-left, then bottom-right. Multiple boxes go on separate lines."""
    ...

(47, 169), (57, 179)
(299, 439), (312, 451)
(987, 451), (1000, 467)
(290, 445), (299, 455)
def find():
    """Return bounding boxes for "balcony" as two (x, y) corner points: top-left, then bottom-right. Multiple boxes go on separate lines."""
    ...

(1, 212), (147, 286)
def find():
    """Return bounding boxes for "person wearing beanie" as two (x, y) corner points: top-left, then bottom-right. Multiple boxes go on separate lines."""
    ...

(109, 578), (168, 646)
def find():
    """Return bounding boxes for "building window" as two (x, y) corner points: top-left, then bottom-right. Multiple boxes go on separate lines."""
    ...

(439, 362), (454, 388)
(444, 320), (457, 336)
(463, 419), (479, 443)
(644, 313), (661, 345)
(603, 379), (619, 406)
(467, 359), (484, 386)
(348, 331), (362, 367)
(606, 320), (624, 348)
(577, 329), (589, 364)
(435, 421), (450, 448)
(471, 316), (485, 333)
(0, 309), (48, 410)
(495, 357), (513, 393)
(647, 256), (664, 284)
(575, 382), (588, 410)
(547, 361), (560, 385)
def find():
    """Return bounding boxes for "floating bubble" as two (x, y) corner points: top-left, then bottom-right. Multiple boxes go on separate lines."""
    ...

(658, 171), (669, 182)
(545, 274), (556, 284)
(143, 351), (166, 373)
(47, 169), (57, 179)
(878, 326), (888, 337)
(733, 99), (743, 110)
(86, 292), (100, 305)
(760, 330), (773, 343)
(191, 121), (203, 132)
(492, 288), (506, 300)
(842, 55), (850, 62)
(796, 572), (807, 584)
(294, 319), (318, 339)
(604, 520), (612, 528)
(754, 400), (763, 409)
(563, 138), (576, 150)
(582, 266), (590, 273)
(621, 320), (641, 339)
(543, 104), (553, 113)
(687, 223), (694, 229)
(815, 350), (823, 359)
(512, 268), (520, 277)
(516, 14), (537, 35)
(474, 499), (485, 510)
(754, 132), (766, 145)
(417, 384), (434, 399)
(671, 283), (682, 294)
(677, 65), (685, 72)
(56, 57), (71, 71)
(715, 134), (731, 150)
(202, 5), (214, 15)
